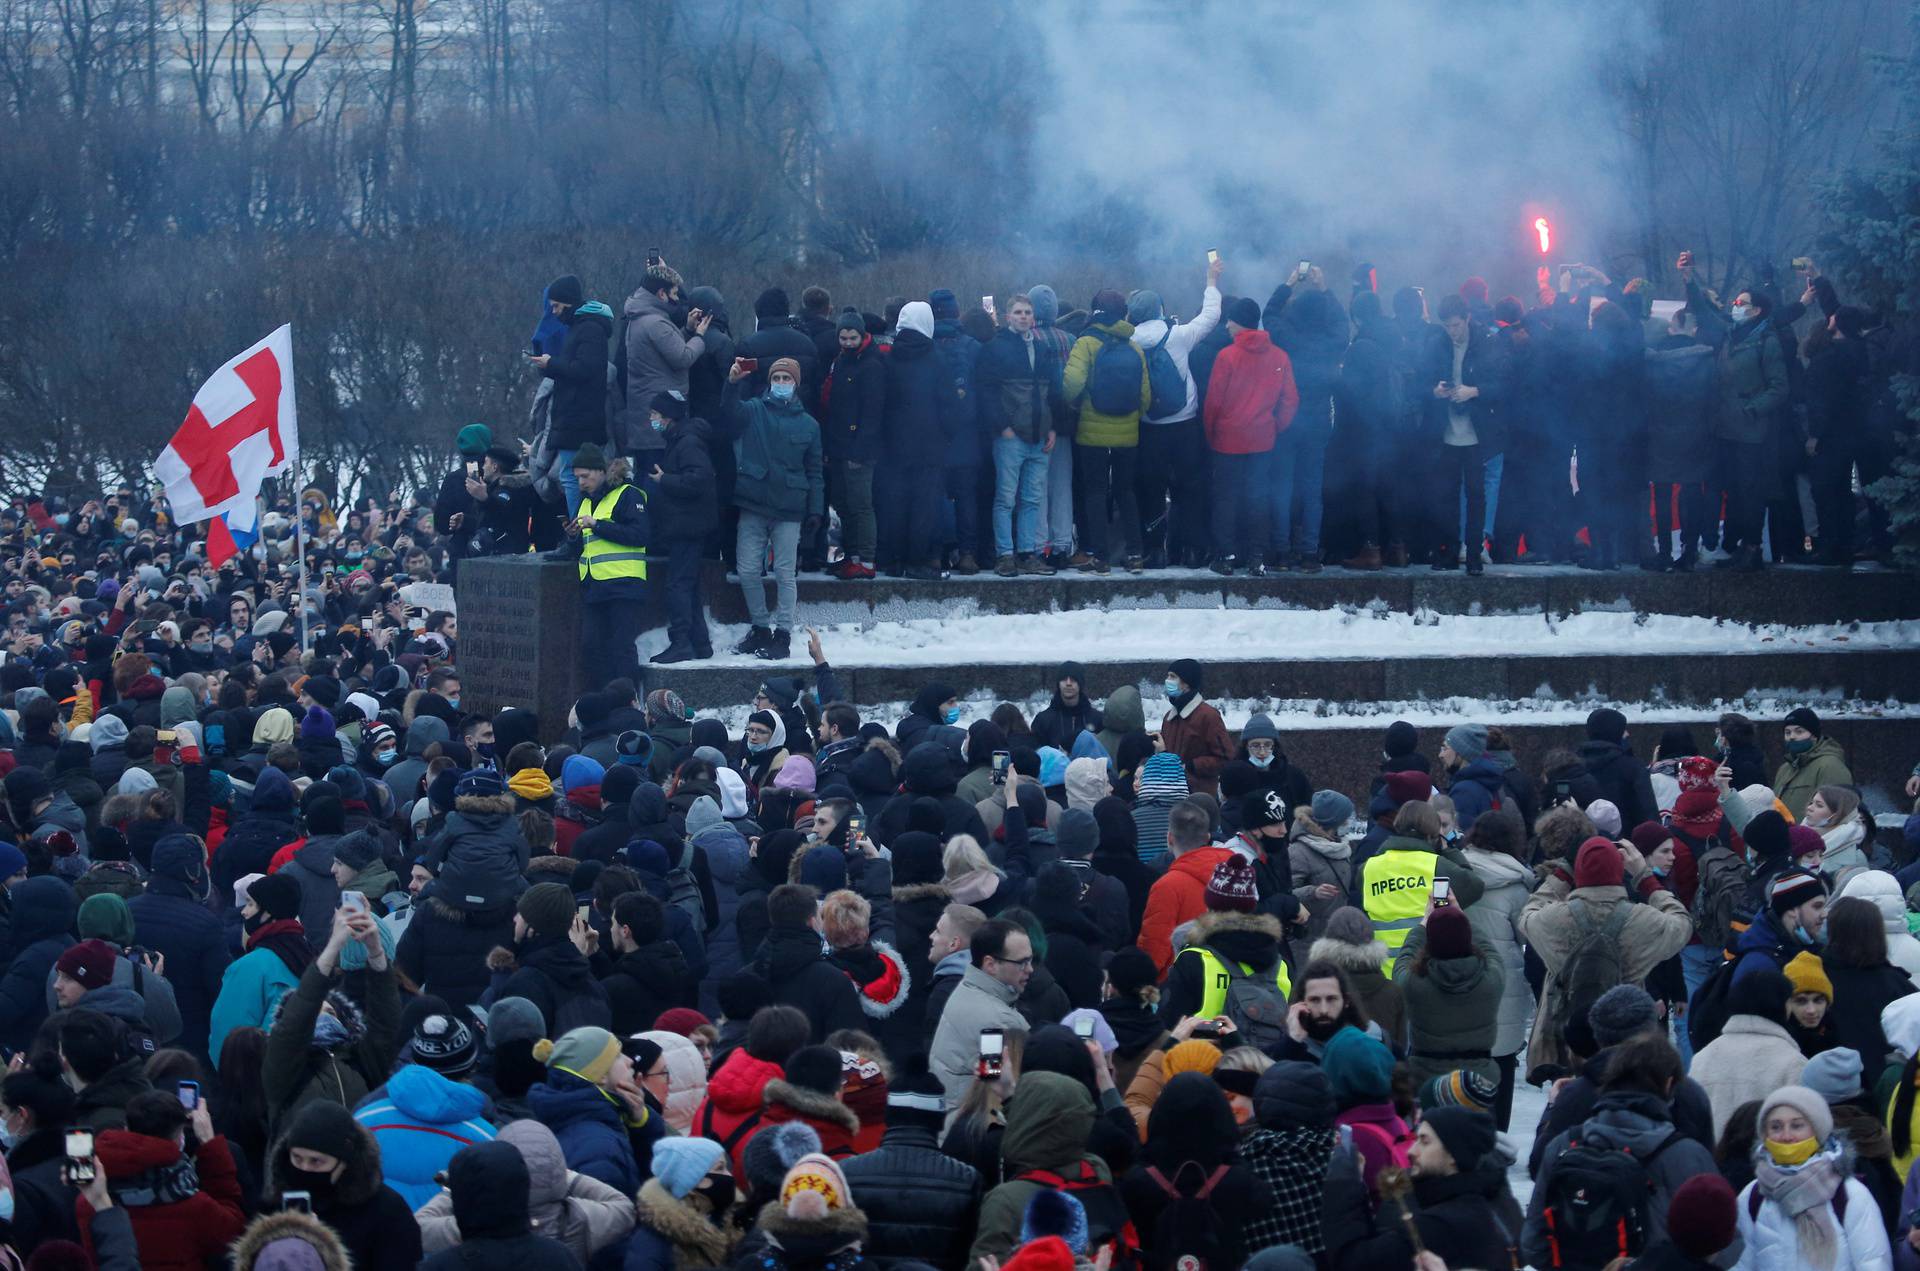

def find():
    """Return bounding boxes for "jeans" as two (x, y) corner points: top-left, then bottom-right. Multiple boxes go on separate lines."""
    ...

(1270, 411), (1330, 557)
(1074, 443), (1141, 561)
(1460, 451), (1503, 546)
(1137, 419), (1206, 560)
(736, 511), (800, 632)
(551, 448), (581, 517)
(659, 537), (709, 653)
(1678, 944), (1719, 1070)
(581, 596), (643, 688)
(1209, 448), (1271, 562)
(992, 435), (1051, 556)
(829, 459), (876, 561)
(1040, 439), (1076, 554)
(1434, 443), (1486, 559)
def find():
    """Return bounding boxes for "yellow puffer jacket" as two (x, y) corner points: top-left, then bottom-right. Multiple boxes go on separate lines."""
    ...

(1062, 320), (1151, 448)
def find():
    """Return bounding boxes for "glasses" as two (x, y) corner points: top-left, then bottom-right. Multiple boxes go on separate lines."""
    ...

(644, 1067), (669, 1081)
(993, 955), (1035, 969)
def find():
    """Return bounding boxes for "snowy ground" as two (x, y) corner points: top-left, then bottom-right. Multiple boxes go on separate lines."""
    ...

(1509, 1079), (1546, 1208)
(661, 607), (1920, 669)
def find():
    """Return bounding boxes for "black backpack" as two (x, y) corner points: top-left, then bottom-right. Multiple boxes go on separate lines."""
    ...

(1142, 1162), (1231, 1271)
(1686, 955), (1742, 1052)
(1540, 1129), (1678, 1270)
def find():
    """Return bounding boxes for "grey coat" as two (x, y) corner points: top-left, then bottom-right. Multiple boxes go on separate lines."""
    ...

(621, 287), (706, 450)
(1461, 846), (1535, 1058)
(930, 964), (1029, 1105)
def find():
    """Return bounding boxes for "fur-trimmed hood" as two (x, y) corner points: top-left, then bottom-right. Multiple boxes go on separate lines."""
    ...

(890, 881), (949, 904)
(1308, 935), (1391, 975)
(637, 1178), (735, 1267)
(423, 893), (516, 926)
(263, 984), (366, 1049)
(756, 1199), (870, 1258)
(266, 1117), (387, 1208)
(231, 1210), (354, 1271)
(455, 792), (516, 817)
(762, 1079), (861, 1136)
(1190, 910), (1284, 943)
(826, 940), (911, 1019)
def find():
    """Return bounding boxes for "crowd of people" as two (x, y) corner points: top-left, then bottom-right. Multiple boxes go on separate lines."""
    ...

(494, 249), (1911, 674)
(4, 505), (1920, 1271)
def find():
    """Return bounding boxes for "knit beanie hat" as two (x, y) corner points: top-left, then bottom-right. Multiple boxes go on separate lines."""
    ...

(1383, 720), (1419, 759)
(517, 881), (576, 937)
(1424, 905), (1474, 959)
(247, 871), (303, 922)
(76, 893), (135, 945)
(1800, 1047), (1864, 1102)
(1585, 800), (1622, 838)
(783, 1045), (846, 1097)
(287, 1100), (362, 1161)
(1104, 947), (1159, 1002)
(1586, 708), (1629, 744)
(1164, 1040), (1223, 1078)
(1784, 706), (1823, 738)
(1021, 1188), (1090, 1255)
(1419, 1069), (1496, 1114)
(1666, 1174), (1738, 1259)
(1225, 296), (1261, 329)
(1745, 809), (1790, 860)
(570, 443), (608, 472)
(332, 831), (382, 872)
(1167, 658), (1204, 695)
(743, 1122), (819, 1203)
(779, 1152), (853, 1219)
(457, 423), (493, 456)
(1573, 837), (1623, 889)
(410, 1013), (478, 1075)
(483, 997), (546, 1047)
(651, 1136), (726, 1200)
(884, 1062), (947, 1129)
(1589, 984), (1658, 1047)
(1323, 906), (1375, 946)
(649, 392), (689, 422)
(652, 1007), (711, 1038)
(1204, 854), (1258, 912)
(1756, 1085), (1834, 1143)
(1784, 951), (1833, 1001)
(1322, 1026), (1394, 1106)
(768, 357), (803, 385)
(1443, 723), (1488, 764)
(1769, 868), (1827, 917)
(1382, 771), (1433, 808)
(928, 289), (960, 320)
(1420, 1105), (1497, 1173)
(1787, 825), (1825, 862)
(534, 1027), (622, 1085)
(55, 939), (118, 991)
(1727, 968), (1793, 1023)
(1309, 790), (1354, 831)
(1241, 787), (1287, 831)
(1628, 822), (1672, 858)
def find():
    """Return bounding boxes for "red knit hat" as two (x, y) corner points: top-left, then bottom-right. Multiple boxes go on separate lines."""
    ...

(651, 1007), (711, 1037)
(1383, 771), (1433, 809)
(1628, 822), (1672, 857)
(1573, 837), (1623, 889)
(1204, 854), (1258, 912)
(1425, 904), (1475, 959)
(55, 939), (118, 991)
(1676, 755), (1718, 793)
(1787, 824), (1825, 862)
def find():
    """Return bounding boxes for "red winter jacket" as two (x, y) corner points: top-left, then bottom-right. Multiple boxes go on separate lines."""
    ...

(1136, 846), (1236, 975)
(78, 1131), (246, 1271)
(690, 1048), (785, 1177)
(1202, 328), (1299, 454)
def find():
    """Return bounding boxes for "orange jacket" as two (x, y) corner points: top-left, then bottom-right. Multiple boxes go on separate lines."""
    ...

(1136, 846), (1234, 975)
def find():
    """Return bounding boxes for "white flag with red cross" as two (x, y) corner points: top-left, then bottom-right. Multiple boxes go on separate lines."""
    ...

(154, 325), (298, 531)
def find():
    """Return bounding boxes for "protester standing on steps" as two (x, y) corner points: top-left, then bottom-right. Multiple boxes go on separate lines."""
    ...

(645, 390), (718, 665)
(1128, 256), (1223, 570)
(551, 444), (650, 689)
(1157, 659), (1231, 797)
(719, 354), (825, 662)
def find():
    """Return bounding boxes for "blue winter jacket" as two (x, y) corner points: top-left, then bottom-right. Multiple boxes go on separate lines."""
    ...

(353, 1063), (497, 1208)
(209, 945), (300, 1068)
(524, 1069), (640, 1195)
(1447, 758), (1507, 833)
(0, 878), (77, 1051)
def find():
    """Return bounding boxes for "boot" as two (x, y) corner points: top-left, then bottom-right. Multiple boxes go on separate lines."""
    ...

(1294, 553), (1322, 574)
(1124, 555), (1145, 574)
(1340, 543), (1383, 571)
(994, 555), (1018, 577)
(1466, 555), (1484, 576)
(1082, 556), (1111, 575)
(905, 564), (946, 580)
(1672, 544), (1698, 572)
(952, 552), (980, 576)
(1208, 557), (1235, 576)
(650, 644), (700, 665)
(1065, 551), (1097, 570)
(1385, 541), (1409, 568)
(1018, 554), (1057, 576)
(756, 629), (792, 660)
(1145, 548), (1169, 570)
(1430, 547), (1458, 572)
(733, 626), (772, 656)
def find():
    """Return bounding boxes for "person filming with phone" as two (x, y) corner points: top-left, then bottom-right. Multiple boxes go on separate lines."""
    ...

(528, 273), (615, 517)
(619, 261), (712, 466)
(929, 918), (1033, 1105)
(72, 1087), (246, 1269)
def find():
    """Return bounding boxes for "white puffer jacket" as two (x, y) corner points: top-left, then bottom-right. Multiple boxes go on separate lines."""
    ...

(1840, 871), (1920, 982)
(1734, 1161), (1890, 1271)
(1462, 846), (1535, 1057)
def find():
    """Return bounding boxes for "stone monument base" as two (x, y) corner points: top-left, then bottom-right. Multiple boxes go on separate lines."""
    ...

(456, 557), (590, 743)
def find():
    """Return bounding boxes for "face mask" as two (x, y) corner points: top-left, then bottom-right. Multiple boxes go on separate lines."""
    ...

(769, 382), (796, 402)
(1164, 678), (1181, 698)
(1785, 737), (1813, 756)
(1804, 811), (1829, 829)
(698, 1174), (737, 1216)
(0, 1187), (9, 1222)
(283, 1165), (336, 1198)
(243, 910), (270, 935)
(312, 1012), (350, 1049)
(345, 550), (363, 561)
(0, 1114), (17, 1151)
(651, 418), (668, 433)
(1764, 1135), (1819, 1166)
(446, 696), (460, 710)
(1651, 865), (1669, 878)
(1731, 304), (1754, 323)
(477, 742), (496, 761)
(375, 749), (397, 766)
(1249, 754), (1273, 770)
(1793, 923), (1818, 947)
(747, 740), (768, 755)
(942, 707), (961, 725)
(190, 639), (212, 653)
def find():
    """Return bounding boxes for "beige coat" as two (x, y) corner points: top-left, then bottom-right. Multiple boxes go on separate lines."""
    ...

(1688, 1014), (1813, 1138)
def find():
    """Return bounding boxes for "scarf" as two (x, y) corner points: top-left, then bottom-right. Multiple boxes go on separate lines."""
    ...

(507, 769), (554, 801)
(1753, 1143), (1844, 1270)
(1293, 832), (1352, 863)
(246, 917), (315, 978)
(945, 869), (1001, 907)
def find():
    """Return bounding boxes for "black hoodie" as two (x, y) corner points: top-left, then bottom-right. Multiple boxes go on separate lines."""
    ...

(751, 924), (863, 1041)
(1122, 1073), (1273, 1271)
(1031, 662), (1103, 751)
(420, 1141), (580, 1271)
(487, 932), (611, 1036)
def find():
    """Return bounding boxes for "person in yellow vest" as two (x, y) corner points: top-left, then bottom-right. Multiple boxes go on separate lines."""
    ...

(557, 443), (650, 690)
(1157, 855), (1293, 1050)
(1359, 801), (1484, 962)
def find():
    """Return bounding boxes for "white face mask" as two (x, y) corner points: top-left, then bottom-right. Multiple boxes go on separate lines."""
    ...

(1730, 304), (1754, 323)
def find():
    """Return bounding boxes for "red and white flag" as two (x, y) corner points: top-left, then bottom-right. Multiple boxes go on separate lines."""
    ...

(154, 325), (298, 530)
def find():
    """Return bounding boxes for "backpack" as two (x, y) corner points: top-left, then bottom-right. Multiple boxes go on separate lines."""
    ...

(1347, 1118), (1414, 1175)
(1539, 1129), (1679, 1270)
(1143, 325), (1187, 420)
(1143, 1162), (1232, 1271)
(1685, 955), (1741, 1052)
(1082, 329), (1147, 416)
(1197, 946), (1291, 1054)
(1016, 1162), (1141, 1269)
(665, 839), (704, 926)
(1551, 899), (1631, 1032)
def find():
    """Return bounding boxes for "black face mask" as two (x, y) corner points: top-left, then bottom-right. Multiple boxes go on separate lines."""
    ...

(283, 1165), (336, 1199)
(243, 910), (271, 935)
(697, 1174), (736, 1217)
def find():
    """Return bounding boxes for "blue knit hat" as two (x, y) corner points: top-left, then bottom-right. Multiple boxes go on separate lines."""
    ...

(1139, 752), (1189, 799)
(1322, 1026), (1395, 1107)
(1021, 1187), (1089, 1254)
(652, 1136), (726, 1200)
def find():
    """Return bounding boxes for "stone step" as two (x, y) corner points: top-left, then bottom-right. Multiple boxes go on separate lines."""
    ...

(699, 561), (1920, 626)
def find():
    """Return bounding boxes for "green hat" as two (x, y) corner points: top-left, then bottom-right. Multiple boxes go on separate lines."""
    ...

(77, 893), (135, 946)
(457, 423), (493, 457)
(570, 443), (608, 472)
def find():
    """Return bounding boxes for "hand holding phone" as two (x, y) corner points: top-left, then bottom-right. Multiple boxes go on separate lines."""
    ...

(1430, 876), (1453, 907)
(977, 1027), (1005, 1079)
(991, 750), (1010, 786)
(1072, 1014), (1095, 1040)
(65, 1129), (96, 1183)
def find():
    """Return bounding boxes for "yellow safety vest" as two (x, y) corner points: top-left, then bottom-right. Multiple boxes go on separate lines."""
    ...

(1191, 946), (1292, 1018)
(578, 484), (648, 582)
(1361, 848), (1438, 957)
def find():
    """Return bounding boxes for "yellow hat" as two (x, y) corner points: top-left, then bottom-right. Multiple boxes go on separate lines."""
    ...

(1165, 1039), (1222, 1077)
(532, 1027), (622, 1085)
(1784, 951), (1832, 1002)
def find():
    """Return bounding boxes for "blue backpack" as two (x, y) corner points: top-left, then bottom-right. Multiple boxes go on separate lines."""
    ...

(1143, 325), (1187, 419)
(1083, 329), (1147, 416)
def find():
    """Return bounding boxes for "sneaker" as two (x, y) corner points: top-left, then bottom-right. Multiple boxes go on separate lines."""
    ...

(1209, 557), (1235, 577)
(1244, 561), (1268, 578)
(952, 553), (981, 576)
(650, 645), (700, 665)
(1065, 552), (1097, 570)
(1466, 557), (1484, 576)
(1124, 555), (1145, 574)
(1083, 556), (1111, 575)
(839, 559), (875, 580)
(905, 565), (946, 581)
(1340, 544), (1383, 571)
(733, 626), (772, 656)
(756, 629), (792, 660)
(1018, 554), (1057, 576)
(994, 555), (1018, 577)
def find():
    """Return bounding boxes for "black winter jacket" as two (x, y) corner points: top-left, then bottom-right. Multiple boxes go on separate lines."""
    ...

(736, 316), (820, 398)
(542, 303), (614, 450)
(395, 894), (515, 1009)
(751, 925), (864, 1042)
(823, 337), (888, 464)
(485, 932), (613, 1034)
(975, 327), (1062, 445)
(1576, 738), (1659, 829)
(127, 880), (231, 1058)
(650, 415), (720, 541)
(881, 330), (957, 466)
(840, 1124), (982, 1271)
(601, 940), (695, 1037)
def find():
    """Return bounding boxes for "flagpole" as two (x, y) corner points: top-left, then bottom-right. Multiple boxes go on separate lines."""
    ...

(295, 470), (310, 655)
